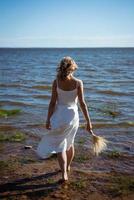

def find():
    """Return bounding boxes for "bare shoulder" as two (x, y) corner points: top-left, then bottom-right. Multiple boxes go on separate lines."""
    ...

(51, 79), (57, 89)
(73, 77), (83, 87)
(53, 79), (57, 85)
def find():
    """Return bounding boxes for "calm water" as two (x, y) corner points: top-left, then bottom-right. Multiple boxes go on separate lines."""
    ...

(0, 48), (134, 154)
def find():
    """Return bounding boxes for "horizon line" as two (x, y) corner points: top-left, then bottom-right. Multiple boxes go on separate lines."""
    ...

(0, 46), (134, 49)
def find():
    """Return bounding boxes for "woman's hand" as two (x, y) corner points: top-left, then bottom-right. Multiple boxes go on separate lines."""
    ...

(45, 119), (51, 130)
(85, 122), (93, 135)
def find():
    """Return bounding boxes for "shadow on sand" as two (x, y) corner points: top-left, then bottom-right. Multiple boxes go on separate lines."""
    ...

(0, 170), (63, 199)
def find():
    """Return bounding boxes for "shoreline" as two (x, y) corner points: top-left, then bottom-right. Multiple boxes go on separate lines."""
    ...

(0, 130), (134, 200)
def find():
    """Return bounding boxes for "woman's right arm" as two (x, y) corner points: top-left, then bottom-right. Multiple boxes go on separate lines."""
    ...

(46, 79), (57, 129)
(77, 80), (93, 133)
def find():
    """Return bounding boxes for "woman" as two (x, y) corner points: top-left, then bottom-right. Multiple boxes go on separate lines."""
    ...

(37, 56), (93, 182)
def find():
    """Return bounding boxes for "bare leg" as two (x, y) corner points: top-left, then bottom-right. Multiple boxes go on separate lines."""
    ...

(57, 151), (68, 181)
(66, 144), (75, 171)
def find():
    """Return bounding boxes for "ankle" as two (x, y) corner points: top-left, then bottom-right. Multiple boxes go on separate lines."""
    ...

(67, 165), (70, 171)
(62, 172), (68, 180)
(62, 170), (67, 175)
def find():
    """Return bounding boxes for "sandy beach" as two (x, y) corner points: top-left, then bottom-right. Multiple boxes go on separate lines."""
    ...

(0, 126), (134, 200)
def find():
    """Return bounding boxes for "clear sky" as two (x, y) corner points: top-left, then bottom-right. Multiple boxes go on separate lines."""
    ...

(0, 0), (134, 47)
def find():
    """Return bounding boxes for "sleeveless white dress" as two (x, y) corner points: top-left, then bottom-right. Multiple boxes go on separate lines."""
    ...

(36, 77), (80, 159)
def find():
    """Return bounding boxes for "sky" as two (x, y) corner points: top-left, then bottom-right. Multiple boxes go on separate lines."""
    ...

(0, 0), (134, 47)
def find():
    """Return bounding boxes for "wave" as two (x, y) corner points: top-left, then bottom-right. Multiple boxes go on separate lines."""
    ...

(16, 121), (134, 130)
(97, 90), (129, 96)
(31, 85), (51, 90)
(0, 83), (24, 88)
(32, 94), (50, 99)
(79, 121), (134, 129)
(0, 100), (35, 107)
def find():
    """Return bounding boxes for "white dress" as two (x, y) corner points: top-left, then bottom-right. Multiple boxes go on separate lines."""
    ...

(36, 77), (80, 159)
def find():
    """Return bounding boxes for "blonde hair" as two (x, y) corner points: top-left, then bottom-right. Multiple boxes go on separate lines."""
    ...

(56, 56), (78, 80)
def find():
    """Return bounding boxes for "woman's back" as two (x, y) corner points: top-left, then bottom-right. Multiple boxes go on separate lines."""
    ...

(56, 77), (80, 106)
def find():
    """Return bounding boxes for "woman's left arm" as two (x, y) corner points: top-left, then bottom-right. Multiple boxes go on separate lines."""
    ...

(46, 79), (57, 124)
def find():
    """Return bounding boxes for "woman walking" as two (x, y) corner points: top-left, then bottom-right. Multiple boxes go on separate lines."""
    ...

(37, 56), (93, 181)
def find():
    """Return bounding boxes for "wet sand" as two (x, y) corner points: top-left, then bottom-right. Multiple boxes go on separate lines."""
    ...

(0, 130), (134, 200)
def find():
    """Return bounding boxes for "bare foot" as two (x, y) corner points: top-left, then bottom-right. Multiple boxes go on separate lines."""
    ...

(62, 172), (68, 181)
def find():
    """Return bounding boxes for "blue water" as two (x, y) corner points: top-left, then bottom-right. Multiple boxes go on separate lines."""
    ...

(0, 48), (134, 154)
